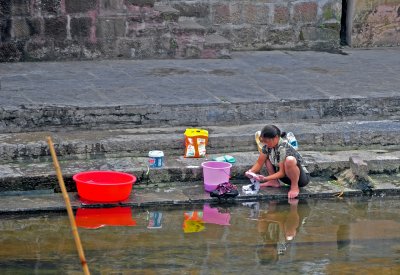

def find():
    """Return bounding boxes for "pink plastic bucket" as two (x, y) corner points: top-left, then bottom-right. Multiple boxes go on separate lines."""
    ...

(201, 161), (232, 192)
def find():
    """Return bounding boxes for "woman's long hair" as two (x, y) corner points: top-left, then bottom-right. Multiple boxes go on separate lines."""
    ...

(260, 125), (286, 139)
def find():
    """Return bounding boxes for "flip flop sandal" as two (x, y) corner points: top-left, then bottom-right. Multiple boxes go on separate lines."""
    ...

(223, 155), (236, 163)
(212, 155), (236, 163)
(212, 156), (227, 162)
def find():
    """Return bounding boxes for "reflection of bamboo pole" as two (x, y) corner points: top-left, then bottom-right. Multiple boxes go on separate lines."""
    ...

(47, 137), (90, 275)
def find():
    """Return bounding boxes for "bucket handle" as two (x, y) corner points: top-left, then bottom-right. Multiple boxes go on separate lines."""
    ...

(216, 167), (231, 179)
(223, 169), (231, 178)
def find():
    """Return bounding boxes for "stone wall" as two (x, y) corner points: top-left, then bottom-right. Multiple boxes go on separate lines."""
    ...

(0, 0), (399, 62)
(348, 0), (400, 47)
(164, 0), (342, 50)
(0, 0), (186, 61)
(0, 0), (342, 61)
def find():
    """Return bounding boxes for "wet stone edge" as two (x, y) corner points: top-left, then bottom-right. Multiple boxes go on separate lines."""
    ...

(1, 188), (400, 214)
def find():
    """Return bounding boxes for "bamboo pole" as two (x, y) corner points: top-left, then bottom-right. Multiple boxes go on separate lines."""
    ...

(47, 136), (90, 275)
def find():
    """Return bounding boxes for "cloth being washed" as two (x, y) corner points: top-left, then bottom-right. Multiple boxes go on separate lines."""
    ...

(242, 178), (260, 195)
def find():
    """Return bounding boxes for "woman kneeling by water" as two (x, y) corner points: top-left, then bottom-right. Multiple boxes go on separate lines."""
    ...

(246, 125), (310, 199)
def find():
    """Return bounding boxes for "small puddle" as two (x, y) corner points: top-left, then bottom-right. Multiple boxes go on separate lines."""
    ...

(148, 68), (191, 76)
(207, 69), (236, 76)
(258, 67), (285, 74)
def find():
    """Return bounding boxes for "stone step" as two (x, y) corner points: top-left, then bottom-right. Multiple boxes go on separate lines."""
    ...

(172, 20), (206, 36)
(201, 34), (231, 59)
(0, 149), (399, 193)
(153, 4), (180, 22)
(170, 20), (207, 58)
(1, 175), (399, 213)
(1, 97), (399, 134)
(1, 120), (399, 162)
(205, 34), (231, 48)
(127, 0), (156, 8)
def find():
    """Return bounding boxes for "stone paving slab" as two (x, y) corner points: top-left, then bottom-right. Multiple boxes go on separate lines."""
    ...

(0, 192), (76, 213)
(1, 49), (400, 132)
(1, 49), (400, 107)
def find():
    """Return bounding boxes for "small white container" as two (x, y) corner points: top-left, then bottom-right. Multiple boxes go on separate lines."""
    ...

(148, 150), (164, 168)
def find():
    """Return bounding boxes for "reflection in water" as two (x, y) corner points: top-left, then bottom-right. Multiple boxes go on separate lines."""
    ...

(183, 210), (205, 233)
(183, 204), (232, 233)
(1, 197), (400, 274)
(147, 211), (163, 229)
(75, 207), (137, 229)
(256, 199), (310, 264)
(203, 204), (231, 226)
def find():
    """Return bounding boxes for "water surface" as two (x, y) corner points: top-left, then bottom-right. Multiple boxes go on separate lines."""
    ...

(1, 196), (399, 274)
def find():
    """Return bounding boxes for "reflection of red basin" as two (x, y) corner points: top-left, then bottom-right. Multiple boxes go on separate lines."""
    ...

(73, 171), (136, 202)
(76, 207), (137, 229)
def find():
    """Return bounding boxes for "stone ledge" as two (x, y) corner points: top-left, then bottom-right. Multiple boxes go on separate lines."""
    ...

(0, 149), (399, 192)
(1, 178), (400, 214)
(0, 120), (399, 162)
(125, 0), (156, 8)
(1, 97), (399, 133)
(172, 20), (206, 35)
(204, 34), (231, 48)
(154, 4), (180, 22)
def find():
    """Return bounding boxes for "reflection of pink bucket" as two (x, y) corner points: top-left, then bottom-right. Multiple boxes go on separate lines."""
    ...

(201, 161), (232, 192)
(203, 204), (230, 225)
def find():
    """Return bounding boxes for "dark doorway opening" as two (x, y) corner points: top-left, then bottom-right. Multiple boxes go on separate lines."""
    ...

(340, 0), (348, 45)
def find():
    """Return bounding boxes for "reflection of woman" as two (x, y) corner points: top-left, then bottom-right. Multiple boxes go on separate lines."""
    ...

(256, 199), (310, 263)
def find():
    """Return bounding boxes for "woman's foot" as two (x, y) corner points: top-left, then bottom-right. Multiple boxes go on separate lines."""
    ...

(288, 187), (300, 199)
(288, 198), (299, 205)
(260, 180), (281, 188)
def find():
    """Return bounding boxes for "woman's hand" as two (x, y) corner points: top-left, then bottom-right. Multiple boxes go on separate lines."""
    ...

(257, 175), (267, 182)
(245, 170), (258, 179)
(244, 170), (252, 178)
(246, 170), (264, 181)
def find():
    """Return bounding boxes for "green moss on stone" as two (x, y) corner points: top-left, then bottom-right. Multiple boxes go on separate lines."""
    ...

(170, 38), (177, 49)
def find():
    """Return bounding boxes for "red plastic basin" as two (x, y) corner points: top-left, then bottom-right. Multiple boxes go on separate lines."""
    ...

(73, 171), (136, 202)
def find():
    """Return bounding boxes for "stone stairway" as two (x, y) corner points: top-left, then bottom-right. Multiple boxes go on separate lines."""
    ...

(1, 48), (400, 197)
(1, 120), (400, 162)
(1, 117), (399, 193)
(2, 96), (399, 134)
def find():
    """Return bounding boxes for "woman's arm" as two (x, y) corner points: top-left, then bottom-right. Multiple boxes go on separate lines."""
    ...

(261, 161), (286, 182)
(248, 153), (267, 173)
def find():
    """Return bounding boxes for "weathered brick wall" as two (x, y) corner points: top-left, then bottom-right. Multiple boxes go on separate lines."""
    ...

(1, 0), (101, 61)
(0, 0), (172, 61)
(164, 0), (342, 50)
(0, 0), (398, 62)
(349, 0), (400, 47)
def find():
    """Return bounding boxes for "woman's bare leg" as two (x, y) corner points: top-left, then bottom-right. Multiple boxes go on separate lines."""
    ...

(284, 198), (299, 240)
(284, 156), (300, 198)
(260, 159), (281, 187)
